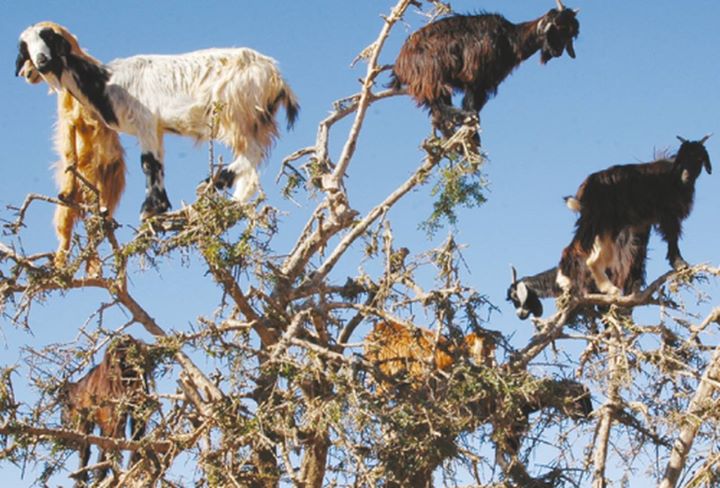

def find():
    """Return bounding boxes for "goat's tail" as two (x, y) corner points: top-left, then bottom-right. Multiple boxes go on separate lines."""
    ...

(564, 195), (581, 212)
(386, 68), (403, 91)
(270, 82), (300, 131)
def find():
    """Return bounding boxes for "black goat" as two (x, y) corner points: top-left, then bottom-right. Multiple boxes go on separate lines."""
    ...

(390, 0), (579, 136)
(59, 336), (153, 485)
(566, 137), (711, 295)
(509, 225), (650, 319)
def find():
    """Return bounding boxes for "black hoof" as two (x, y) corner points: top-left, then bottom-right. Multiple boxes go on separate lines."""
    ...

(140, 189), (171, 220)
(204, 169), (236, 191)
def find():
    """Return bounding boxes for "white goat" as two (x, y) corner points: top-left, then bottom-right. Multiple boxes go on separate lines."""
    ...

(17, 22), (299, 219)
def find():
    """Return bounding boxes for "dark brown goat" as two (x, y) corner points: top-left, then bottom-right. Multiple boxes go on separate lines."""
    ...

(390, 0), (579, 136)
(59, 336), (152, 485)
(565, 137), (711, 295)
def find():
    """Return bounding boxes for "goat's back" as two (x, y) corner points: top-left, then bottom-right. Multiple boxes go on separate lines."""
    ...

(572, 160), (692, 249)
(365, 321), (453, 378)
(392, 14), (518, 106)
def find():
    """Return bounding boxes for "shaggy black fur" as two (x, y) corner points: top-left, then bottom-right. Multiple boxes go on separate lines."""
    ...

(570, 138), (711, 270)
(390, 6), (579, 134)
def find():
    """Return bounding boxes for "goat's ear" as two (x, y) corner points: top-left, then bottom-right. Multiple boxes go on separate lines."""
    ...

(39, 28), (71, 57)
(704, 159), (712, 175)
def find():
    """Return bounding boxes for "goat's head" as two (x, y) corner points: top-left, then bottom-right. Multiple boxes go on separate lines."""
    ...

(507, 266), (543, 320)
(539, 0), (580, 64)
(675, 135), (712, 184)
(57, 381), (79, 427)
(106, 335), (150, 381)
(16, 22), (80, 89)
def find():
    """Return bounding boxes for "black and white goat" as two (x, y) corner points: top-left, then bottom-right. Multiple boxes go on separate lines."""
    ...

(390, 0), (579, 135)
(17, 22), (299, 219)
(562, 136), (711, 295)
(508, 224), (650, 319)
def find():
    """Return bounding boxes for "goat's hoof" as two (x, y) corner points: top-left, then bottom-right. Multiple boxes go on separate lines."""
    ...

(601, 285), (622, 296)
(204, 169), (236, 191)
(54, 251), (68, 269)
(86, 256), (102, 278)
(140, 190), (171, 221)
(672, 258), (690, 271)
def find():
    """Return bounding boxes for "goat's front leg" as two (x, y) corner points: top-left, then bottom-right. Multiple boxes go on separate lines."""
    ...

(659, 218), (688, 270)
(138, 130), (171, 220)
(72, 422), (93, 487)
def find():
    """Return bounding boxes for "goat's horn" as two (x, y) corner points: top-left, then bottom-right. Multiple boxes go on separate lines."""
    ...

(677, 135), (688, 144)
(700, 133), (713, 144)
(555, 0), (566, 10)
(510, 265), (518, 284)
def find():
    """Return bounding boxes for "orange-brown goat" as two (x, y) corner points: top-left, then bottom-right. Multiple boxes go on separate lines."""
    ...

(17, 50), (125, 273)
(365, 321), (496, 388)
(59, 336), (151, 485)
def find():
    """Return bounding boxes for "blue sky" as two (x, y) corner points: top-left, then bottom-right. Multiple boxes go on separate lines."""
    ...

(2, 1), (720, 485)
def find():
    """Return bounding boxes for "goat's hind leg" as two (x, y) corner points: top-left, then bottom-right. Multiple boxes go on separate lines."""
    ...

(428, 96), (456, 139)
(211, 142), (264, 203)
(586, 234), (622, 296)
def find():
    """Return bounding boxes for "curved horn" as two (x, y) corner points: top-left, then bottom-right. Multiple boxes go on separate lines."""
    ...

(700, 133), (713, 144)
(676, 135), (688, 144)
(510, 265), (518, 285)
(555, 0), (566, 10)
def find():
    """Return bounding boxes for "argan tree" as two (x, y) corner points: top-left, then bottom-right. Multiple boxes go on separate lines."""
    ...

(1, 2), (719, 487)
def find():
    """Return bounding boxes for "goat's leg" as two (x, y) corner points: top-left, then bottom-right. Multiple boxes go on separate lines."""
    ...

(659, 218), (688, 270)
(586, 234), (622, 295)
(138, 129), (171, 220)
(53, 204), (79, 269)
(626, 227), (651, 294)
(213, 142), (264, 202)
(428, 96), (455, 138)
(72, 422), (93, 487)
(128, 415), (146, 467)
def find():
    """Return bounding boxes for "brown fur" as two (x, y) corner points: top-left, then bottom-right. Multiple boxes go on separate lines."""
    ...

(59, 336), (151, 484)
(365, 321), (496, 388)
(53, 91), (125, 273)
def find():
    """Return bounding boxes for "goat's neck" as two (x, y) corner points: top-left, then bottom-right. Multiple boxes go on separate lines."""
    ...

(515, 18), (545, 61)
(60, 53), (118, 127)
(523, 267), (561, 298)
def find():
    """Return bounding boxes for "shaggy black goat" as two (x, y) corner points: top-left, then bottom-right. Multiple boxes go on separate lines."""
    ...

(59, 336), (153, 485)
(390, 0), (579, 136)
(565, 136), (711, 295)
(509, 225), (650, 319)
